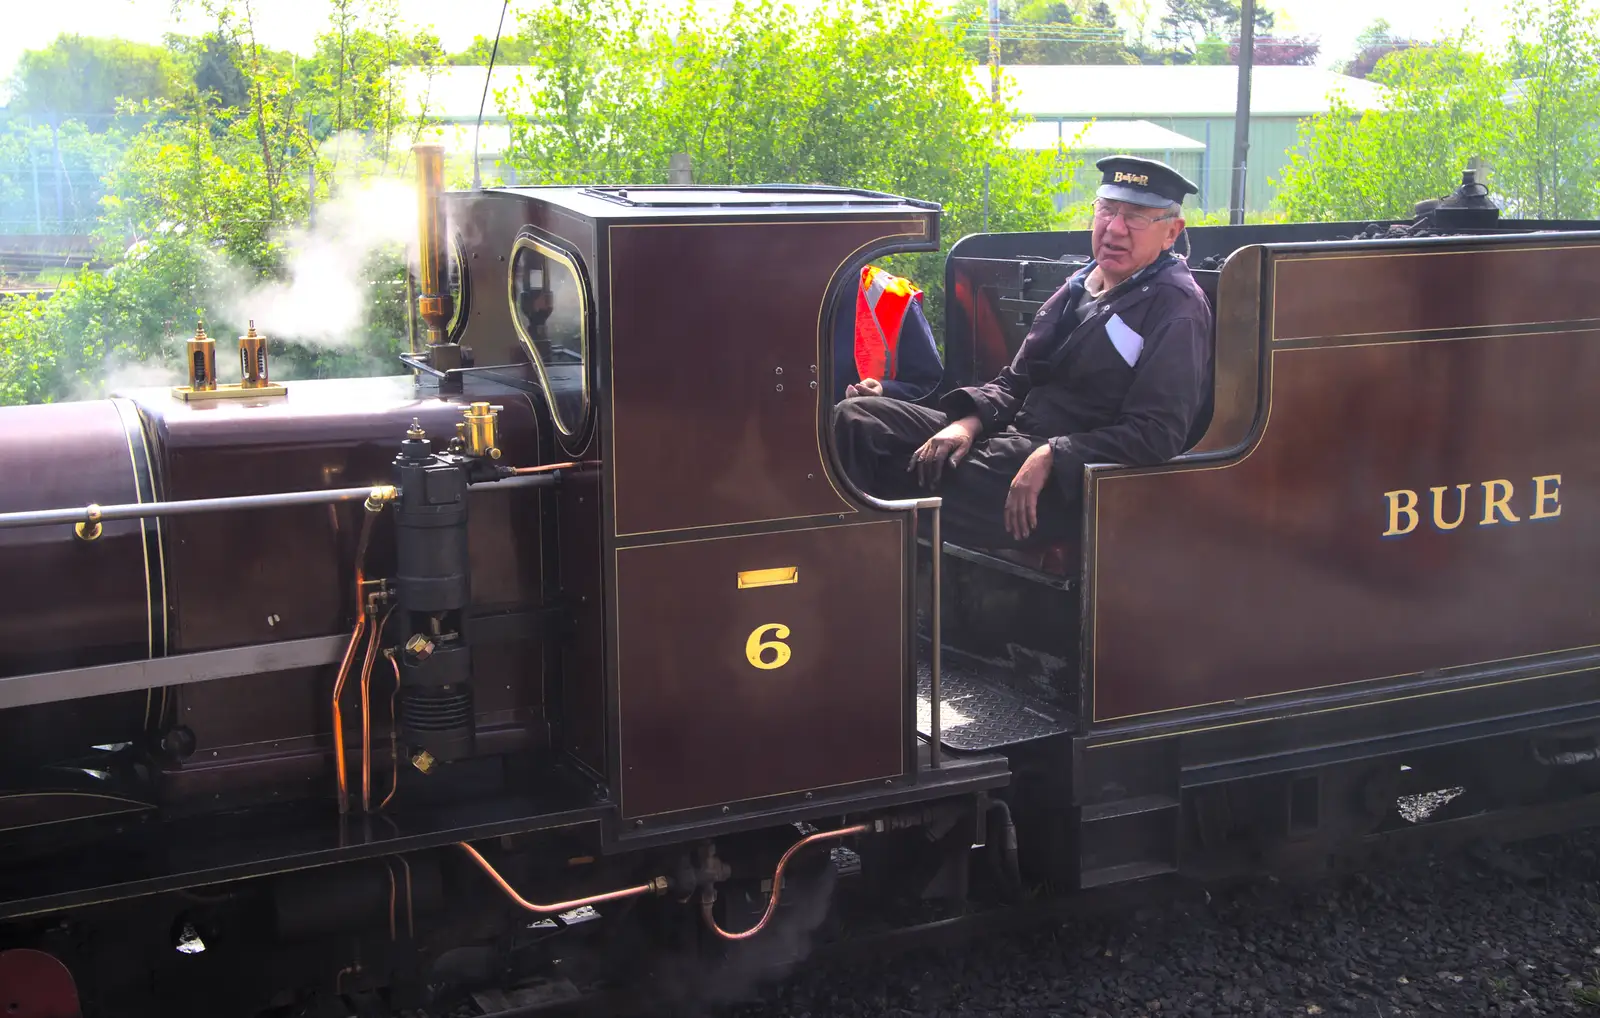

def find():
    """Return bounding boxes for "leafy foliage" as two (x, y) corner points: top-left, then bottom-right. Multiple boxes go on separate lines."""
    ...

(1231, 34), (1320, 66)
(1152, 0), (1273, 58)
(7, 35), (185, 123)
(1337, 19), (1419, 80)
(1495, 0), (1600, 218)
(0, 0), (442, 406)
(1277, 0), (1600, 222)
(949, 0), (1139, 65)
(0, 116), (129, 234)
(498, 0), (1065, 330)
(1276, 39), (1510, 222)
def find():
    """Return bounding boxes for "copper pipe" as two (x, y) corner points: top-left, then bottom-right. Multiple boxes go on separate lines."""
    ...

(331, 613), (367, 815)
(381, 651), (401, 810)
(508, 461), (584, 475)
(335, 962), (361, 994)
(398, 854), (415, 938)
(700, 823), (871, 942)
(457, 842), (668, 913)
(358, 604), (390, 813)
(333, 507), (380, 814)
(381, 858), (397, 941)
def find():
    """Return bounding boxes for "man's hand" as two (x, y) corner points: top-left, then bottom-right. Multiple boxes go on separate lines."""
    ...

(1004, 443), (1054, 541)
(909, 415), (981, 488)
(845, 378), (884, 398)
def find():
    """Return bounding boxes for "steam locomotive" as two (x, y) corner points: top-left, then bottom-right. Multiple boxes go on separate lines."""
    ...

(1, 147), (1597, 1015)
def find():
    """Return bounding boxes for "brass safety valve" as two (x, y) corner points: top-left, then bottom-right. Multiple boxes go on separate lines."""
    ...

(461, 402), (503, 460)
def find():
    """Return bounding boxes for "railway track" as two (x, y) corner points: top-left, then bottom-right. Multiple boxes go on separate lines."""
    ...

(433, 788), (1600, 1018)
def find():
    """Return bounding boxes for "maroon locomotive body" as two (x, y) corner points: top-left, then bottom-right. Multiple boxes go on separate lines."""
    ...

(0, 154), (1596, 1015)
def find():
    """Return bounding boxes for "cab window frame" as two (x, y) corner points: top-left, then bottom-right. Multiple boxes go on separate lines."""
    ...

(507, 230), (593, 444)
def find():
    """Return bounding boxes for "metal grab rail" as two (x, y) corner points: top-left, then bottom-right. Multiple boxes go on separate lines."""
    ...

(0, 472), (561, 532)
(853, 493), (943, 769)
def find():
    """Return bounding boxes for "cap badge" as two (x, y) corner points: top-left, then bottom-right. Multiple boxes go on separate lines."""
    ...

(1114, 171), (1150, 186)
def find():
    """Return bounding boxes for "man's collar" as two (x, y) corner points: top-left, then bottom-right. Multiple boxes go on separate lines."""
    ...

(1068, 250), (1177, 300)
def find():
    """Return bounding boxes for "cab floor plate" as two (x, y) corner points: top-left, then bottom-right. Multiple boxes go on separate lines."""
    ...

(917, 661), (1075, 751)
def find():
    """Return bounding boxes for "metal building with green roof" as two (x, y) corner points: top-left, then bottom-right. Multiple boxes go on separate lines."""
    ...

(990, 65), (1388, 213)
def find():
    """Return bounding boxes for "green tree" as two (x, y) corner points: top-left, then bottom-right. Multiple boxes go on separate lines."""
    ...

(0, 0), (445, 407)
(1152, 0), (1273, 59)
(7, 35), (185, 125)
(1338, 19), (1418, 79)
(448, 34), (543, 66)
(1274, 36), (1510, 221)
(0, 118), (128, 234)
(950, 0), (1138, 64)
(1495, 0), (1600, 218)
(499, 0), (1066, 328)
(1277, 0), (1600, 223)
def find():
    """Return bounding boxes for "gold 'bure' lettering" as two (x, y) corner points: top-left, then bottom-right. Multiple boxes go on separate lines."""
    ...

(1382, 473), (1563, 537)
(1383, 489), (1419, 536)
(1531, 474), (1562, 520)
(1480, 479), (1520, 525)
(1430, 484), (1471, 530)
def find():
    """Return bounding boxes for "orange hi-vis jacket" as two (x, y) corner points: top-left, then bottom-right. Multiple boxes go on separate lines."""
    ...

(854, 265), (923, 383)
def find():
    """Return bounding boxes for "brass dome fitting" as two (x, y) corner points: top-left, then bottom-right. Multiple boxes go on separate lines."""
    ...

(461, 401), (504, 460)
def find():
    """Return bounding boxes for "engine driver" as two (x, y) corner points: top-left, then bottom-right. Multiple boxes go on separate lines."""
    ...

(832, 155), (1214, 549)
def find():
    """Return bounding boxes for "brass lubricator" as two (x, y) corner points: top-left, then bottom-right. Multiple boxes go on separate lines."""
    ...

(238, 320), (269, 388)
(460, 402), (503, 460)
(186, 322), (217, 392)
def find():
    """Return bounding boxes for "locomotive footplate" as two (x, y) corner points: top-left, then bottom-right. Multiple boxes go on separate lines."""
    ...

(917, 661), (1075, 752)
(0, 787), (609, 921)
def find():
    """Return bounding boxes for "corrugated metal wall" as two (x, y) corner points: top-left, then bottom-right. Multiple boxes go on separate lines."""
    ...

(1031, 116), (1314, 213)
(1148, 116), (1308, 213)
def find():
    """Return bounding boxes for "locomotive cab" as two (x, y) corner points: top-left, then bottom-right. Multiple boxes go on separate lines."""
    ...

(925, 196), (1600, 887)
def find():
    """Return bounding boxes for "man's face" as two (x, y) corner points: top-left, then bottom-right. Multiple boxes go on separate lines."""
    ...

(1090, 199), (1185, 281)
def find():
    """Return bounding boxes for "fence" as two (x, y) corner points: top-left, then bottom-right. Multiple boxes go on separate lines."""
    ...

(0, 111), (152, 236)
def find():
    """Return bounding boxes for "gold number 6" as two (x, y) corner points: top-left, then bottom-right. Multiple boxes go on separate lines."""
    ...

(745, 623), (792, 670)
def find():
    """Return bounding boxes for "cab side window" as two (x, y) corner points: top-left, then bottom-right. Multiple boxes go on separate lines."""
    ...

(510, 235), (590, 439)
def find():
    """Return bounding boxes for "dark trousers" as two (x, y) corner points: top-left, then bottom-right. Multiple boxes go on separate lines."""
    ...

(831, 397), (1078, 549)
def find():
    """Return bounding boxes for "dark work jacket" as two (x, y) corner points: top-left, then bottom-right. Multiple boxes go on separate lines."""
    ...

(939, 252), (1213, 499)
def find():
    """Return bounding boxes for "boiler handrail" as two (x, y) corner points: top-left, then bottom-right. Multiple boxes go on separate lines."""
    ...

(0, 473), (560, 532)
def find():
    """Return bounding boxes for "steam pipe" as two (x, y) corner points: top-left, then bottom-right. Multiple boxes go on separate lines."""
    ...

(456, 842), (669, 913)
(700, 822), (872, 941)
(0, 474), (560, 532)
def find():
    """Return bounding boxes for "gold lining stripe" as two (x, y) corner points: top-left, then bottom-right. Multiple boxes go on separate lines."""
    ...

(1270, 241), (1600, 342)
(131, 402), (168, 657)
(1092, 661), (1600, 747)
(737, 566), (798, 589)
(111, 399), (154, 661)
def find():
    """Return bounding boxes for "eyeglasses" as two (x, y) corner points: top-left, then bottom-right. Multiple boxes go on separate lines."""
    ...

(1093, 199), (1178, 231)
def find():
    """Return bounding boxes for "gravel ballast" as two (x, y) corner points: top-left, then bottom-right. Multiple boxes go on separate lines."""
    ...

(724, 830), (1600, 1018)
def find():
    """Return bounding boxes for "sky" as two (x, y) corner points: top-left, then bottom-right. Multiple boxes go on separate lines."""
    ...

(0, 0), (1523, 90)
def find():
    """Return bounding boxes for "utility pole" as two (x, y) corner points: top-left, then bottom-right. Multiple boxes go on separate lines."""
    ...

(1228, 0), (1256, 225)
(983, 0), (999, 233)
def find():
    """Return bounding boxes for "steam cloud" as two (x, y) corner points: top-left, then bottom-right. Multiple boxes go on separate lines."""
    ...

(211, 166), (418, 350)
